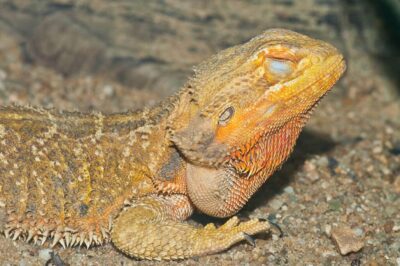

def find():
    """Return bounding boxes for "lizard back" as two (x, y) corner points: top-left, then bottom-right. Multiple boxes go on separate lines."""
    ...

(0, 105), (162, 246)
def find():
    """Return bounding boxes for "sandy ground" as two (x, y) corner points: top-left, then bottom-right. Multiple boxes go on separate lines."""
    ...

(0, 1), (399, 265)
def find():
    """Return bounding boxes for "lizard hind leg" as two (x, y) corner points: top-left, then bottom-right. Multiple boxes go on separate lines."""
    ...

(111, 195), (270, 260)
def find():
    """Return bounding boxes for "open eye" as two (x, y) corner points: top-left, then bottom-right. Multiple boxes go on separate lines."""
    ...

(218, 106), (234, 126)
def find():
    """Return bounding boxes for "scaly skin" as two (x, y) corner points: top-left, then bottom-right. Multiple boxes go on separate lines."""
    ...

(0, 29), (345, 260)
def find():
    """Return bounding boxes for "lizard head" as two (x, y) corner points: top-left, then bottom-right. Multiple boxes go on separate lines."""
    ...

(168, 29), (346, 217)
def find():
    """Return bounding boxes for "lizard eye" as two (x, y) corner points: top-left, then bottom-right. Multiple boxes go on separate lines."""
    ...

(265, 58), (294, 77)
(218, 107), (234, 126)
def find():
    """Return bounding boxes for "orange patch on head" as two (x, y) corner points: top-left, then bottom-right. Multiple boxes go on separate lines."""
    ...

(252, 51), (266, 67)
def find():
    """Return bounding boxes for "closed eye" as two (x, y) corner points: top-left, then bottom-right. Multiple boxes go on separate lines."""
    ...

(265, 58), (294, 77)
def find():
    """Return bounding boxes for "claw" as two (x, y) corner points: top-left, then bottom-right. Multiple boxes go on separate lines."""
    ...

(267, 218), (284, 238)
(243, 233), (256, 247)
(237, 213), (250, 222)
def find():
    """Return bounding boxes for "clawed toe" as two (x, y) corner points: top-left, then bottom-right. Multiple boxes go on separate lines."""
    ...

(266, 217), (284, 238)
(242, 233), (256, 246)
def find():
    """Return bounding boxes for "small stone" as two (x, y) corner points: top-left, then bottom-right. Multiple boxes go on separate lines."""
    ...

(331, 225), (364, 255)
(315, 156), (329, 167)
(383, 221), (394, 233)
(353, 228), (363, 237)
(394, 175), (400, 193)
(328, 199), (342, 211)
(372, 146), (382, 154)
(269, 198), (284, 210)
(396, 257), (400, 266)
(38, 249), (52, 262)
(393, 225), (400, 232)
(103, 85), (114, 96)
(304, 161), (320, 182)
(283, 186), (294, 194)
(325, 224), (332, 237)
(389, 143), (400, 156)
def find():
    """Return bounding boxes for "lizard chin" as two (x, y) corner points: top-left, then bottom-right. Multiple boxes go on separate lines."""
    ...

(186, 163), (248, 218)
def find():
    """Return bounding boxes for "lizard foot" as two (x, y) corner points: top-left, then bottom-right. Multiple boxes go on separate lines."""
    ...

(112, 201), (270, 261)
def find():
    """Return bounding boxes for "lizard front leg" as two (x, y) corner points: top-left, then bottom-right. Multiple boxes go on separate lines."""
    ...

(111, 194), (270, 260)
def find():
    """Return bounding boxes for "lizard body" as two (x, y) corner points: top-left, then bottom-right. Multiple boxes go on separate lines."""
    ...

(0, 29), (345, 260)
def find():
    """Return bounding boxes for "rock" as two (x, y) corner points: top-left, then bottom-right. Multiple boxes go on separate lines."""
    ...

(325, 224), (332, 237)
(38, 249), (52, 262)
(383, 221), (394, 233)
(353, 227), (364, 237)
(283, 186), (294, 194)
(393, 224), (400, 232)
(394, 175), (400, 193)
(330, 225), (364, 255)
(303, 161), (320, 182)
(269, 198), (284, 211)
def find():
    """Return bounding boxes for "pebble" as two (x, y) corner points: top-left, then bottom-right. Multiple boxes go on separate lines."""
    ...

(325, 224), (332, 237)
(394, 176), (400, 193)
(383, 221), (394, 233)
(38, 249), (52, 262)
(353, 227), (363, 237)
(269, 198), (284, 210)
(304, 161), (320, 182)
(102, 85), (114, 96)
(396, 257), (400, 266)
(330, 225), (364, 255)
(316, 156), (329, 167)
(283, 186), (294, 194)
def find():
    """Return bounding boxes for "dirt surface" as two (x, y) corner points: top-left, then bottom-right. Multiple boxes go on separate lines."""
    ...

(0, 0), (399, 265)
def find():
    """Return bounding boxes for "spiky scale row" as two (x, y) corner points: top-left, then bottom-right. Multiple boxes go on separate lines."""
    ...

(3, 222), (110, 248)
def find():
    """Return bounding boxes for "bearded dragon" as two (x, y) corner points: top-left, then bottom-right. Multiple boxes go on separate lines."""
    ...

(0, 29), (345, 260)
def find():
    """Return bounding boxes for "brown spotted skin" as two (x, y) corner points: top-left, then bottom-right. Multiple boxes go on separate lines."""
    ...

(0, 105), (172, 246)
(0, 29), (345, 260)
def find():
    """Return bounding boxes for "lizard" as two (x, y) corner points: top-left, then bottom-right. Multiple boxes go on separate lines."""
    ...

(0, 29), (345, 260)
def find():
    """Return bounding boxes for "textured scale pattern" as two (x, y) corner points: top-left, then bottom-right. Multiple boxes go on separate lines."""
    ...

(0, 106), (161, 247)
(0, 29), (345, 260)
